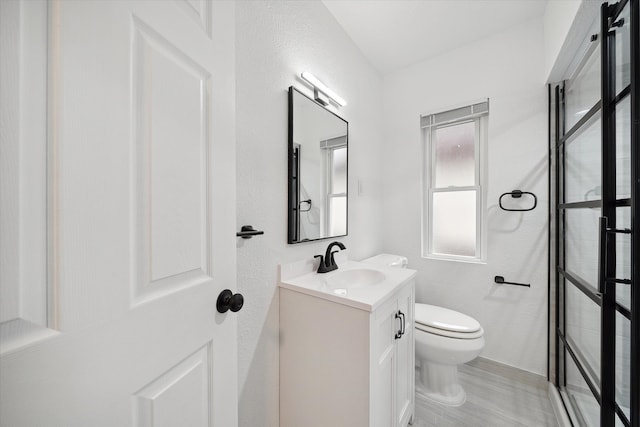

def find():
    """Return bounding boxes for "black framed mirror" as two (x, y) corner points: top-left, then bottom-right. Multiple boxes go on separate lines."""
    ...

(288, 86), (348, 244)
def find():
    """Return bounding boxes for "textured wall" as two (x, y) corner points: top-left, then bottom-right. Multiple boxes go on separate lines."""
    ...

(382, 18), (550, 375)
(235, 1), (384, 425)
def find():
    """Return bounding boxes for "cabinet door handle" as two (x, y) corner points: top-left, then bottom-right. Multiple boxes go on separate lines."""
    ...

(395, 311), (402, 340)
(399, 311), (406, 337)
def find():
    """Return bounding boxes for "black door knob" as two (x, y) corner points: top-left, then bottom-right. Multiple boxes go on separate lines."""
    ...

(217, 289), (244, 313)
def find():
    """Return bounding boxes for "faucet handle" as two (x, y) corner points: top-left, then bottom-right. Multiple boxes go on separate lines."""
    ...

(314, 254), (328, 273)
(314, 254), (335, 273)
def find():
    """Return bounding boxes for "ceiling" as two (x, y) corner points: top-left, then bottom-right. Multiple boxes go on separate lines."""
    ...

(322, 0), (548, 75)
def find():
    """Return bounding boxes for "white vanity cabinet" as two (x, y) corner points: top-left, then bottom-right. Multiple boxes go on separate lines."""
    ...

(279, 268), (415, 427)
(372, 283), (414, 427)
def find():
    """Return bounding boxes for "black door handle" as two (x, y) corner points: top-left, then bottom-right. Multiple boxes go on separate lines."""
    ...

(217, 289), (244, 313)
(399, 311), (406, 337)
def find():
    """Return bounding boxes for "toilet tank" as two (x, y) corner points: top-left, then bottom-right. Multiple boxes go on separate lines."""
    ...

(362, 254), (408, 268)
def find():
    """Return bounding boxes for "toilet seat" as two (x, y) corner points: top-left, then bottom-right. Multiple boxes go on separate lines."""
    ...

(415, 304), (484, 339)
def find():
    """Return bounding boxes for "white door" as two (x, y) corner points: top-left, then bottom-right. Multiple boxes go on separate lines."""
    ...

(0, 1), (238, 426)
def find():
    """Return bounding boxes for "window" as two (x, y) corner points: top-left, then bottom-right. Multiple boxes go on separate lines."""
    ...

(322, 136), (347, 236)
(422, 101), (488, 261)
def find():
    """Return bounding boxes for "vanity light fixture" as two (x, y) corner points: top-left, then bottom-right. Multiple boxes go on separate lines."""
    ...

(300, 71), (347, 107)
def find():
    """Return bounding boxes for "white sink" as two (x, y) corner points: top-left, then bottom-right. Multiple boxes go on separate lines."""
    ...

(327, 268), (386, 289)
(279, 260), (415, 312)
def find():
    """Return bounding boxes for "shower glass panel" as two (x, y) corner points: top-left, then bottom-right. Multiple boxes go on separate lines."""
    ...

(617, 207), (631, 311)
(554, 2), (636, 426)
(557, 36), (604, 422)
(614, 3), (630, 94)
(617, 312), (631, 421)
(617, 96), (631, 198)
(564, 114), (601, 203)
(565, 283), (601, 384)
(565, 208), (600, 287)
(564, 42), (600, 130)
(565, 353), (600, 427)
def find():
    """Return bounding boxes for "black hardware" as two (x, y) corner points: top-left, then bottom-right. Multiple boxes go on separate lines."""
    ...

(629, 0), (640, 424)
(605, 278), (632, 285)
(494, 275), (530, 288)
(236, 225), (264, 239)
(315, 241), (346, 273)
(395, 311), (403, 340)
(612, 18), (625, 27)
(394, 310), (406, 340)
(499, 190), (537, 211)
(606, 227), (632, 234)
(314, 254), (331, 273)
(216, 289), (244, 313)
(600, 218), (633, 287)
(599, 5), (617, 424)
(288, 86), (349, 244)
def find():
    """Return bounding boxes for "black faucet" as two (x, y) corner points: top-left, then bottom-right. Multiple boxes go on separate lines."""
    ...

(314, 241), (346, 273)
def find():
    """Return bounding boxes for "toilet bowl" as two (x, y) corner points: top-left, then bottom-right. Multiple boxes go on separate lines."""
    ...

(362, 254), (485, 407)
(414, 303), (484, 406)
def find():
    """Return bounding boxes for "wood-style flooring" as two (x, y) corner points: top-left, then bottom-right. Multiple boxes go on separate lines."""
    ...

(412, 358), (559, 427)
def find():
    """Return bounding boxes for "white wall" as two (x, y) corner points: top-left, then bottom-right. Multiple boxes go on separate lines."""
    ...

(544, 0), (601, 83)
(382, 18), (549, 375)
(235, 1), (384, 425)
(544, 0), (581, 80)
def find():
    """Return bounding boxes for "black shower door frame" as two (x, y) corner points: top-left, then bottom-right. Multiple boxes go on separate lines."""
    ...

(554, 0), (638, 426)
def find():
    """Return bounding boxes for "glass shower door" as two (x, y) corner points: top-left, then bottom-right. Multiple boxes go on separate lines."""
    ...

(555, 1), (637, 426)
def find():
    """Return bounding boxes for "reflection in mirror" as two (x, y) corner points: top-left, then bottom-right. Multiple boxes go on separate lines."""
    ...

(288, 86), (348, 243)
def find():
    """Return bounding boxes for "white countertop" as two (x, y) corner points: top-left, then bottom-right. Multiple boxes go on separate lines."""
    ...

(278, 259), (416, 312)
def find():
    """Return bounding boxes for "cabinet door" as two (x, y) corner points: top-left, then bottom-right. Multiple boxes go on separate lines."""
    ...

(372, 297), (400, 427)
(395, 284), (415, 427)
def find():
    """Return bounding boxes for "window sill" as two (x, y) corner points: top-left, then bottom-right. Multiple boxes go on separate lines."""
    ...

(422, 254), (487, 265)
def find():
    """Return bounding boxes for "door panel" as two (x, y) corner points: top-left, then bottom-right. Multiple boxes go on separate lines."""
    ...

(0, 1), (237, 426)
(373, 298), (397, 427)
(132, 15), (212, 303)
(0, 0), (49, 343)
(134, 344), (212, 427)
(395, 285), (414, 427)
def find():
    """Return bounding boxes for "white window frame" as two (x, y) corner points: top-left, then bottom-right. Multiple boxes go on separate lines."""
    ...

(321, 136), (347, 237)
(421, 101), (488, 263)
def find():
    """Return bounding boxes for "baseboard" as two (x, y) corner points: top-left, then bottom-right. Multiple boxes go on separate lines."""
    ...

(467, 357), (548, 389)
(548, 382), (573, 427)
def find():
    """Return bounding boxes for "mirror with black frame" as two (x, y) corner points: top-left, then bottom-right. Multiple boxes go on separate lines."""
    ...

(288, 86), (348, 244)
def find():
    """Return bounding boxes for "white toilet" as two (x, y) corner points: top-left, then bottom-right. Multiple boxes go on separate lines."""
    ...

(363, 254), (485, 407)
(414, 303), (484, 406)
